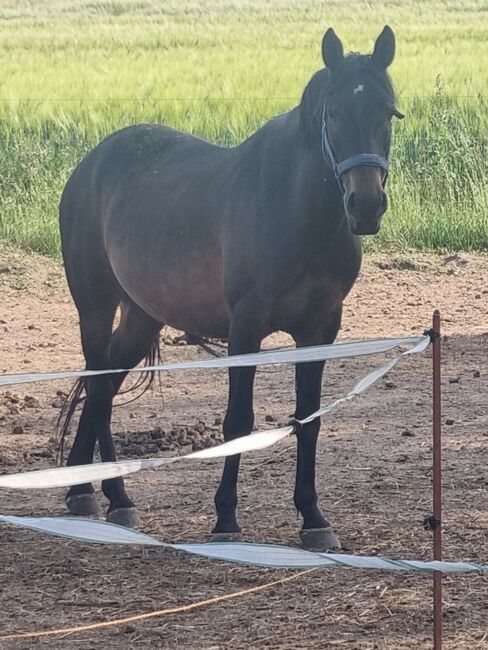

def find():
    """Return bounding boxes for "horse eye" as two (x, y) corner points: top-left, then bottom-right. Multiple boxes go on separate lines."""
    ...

(328, 110), (338, 121)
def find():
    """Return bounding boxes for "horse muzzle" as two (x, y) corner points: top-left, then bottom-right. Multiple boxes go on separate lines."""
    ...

(321, 116), (390, 236)
(344, 188), (388, 236)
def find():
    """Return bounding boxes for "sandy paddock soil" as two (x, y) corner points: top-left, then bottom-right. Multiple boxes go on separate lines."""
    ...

(0, 248), (488, 649)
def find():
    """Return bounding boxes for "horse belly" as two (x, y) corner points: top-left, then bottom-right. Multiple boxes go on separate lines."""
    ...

(109, 244), (231, 339)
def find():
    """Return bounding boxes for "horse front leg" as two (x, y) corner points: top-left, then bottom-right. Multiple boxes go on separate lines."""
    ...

(293, 315), (342, 551)
(211, 300), (263, 541)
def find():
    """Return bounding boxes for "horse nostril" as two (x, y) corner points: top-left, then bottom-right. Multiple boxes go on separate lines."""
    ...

(380, 191), (388, 214)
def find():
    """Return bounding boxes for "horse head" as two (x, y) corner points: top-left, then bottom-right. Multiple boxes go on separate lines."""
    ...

(320, 26), (404, 235)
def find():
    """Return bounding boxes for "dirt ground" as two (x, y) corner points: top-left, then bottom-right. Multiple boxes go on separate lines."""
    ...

(1, 247), (488, 649)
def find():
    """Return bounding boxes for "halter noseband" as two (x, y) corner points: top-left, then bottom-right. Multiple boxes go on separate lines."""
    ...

(321, 105), (389, 190)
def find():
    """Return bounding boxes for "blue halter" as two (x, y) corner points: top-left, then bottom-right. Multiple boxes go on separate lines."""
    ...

(321, 106), (389, 189)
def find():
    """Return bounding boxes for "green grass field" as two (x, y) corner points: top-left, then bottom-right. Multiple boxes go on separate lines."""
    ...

(0, 0), (486, 256)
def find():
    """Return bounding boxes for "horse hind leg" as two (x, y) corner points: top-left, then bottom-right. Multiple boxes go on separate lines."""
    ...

(66, 299), (162, 526)
(108, 299), (163, 397)
(65, 299), (119, 518)
(99, 300), (162, 527)
(65, 388), (103, 517)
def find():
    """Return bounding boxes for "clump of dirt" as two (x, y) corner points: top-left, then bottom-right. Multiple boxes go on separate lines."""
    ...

(113, 420), (224, 457)
(374, 256), (420, 271)
(0, 392), (41, 416)
(444, 252), (471, 267)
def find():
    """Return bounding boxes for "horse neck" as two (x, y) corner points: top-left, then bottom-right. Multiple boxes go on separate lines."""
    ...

(249, 108), (348, 236)
(294, 117), (346, 226)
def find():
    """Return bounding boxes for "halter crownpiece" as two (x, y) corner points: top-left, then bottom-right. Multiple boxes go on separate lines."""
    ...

(321, 105), (389, 189)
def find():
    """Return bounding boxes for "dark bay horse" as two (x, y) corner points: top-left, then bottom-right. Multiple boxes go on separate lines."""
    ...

(60, 26), (403, 551)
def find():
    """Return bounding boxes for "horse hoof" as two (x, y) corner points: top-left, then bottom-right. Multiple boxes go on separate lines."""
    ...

(107, 507), (141, 528)
(209, 532), (243, 543)
(66, 493), (102, 517)
(300, 527), (341, 552)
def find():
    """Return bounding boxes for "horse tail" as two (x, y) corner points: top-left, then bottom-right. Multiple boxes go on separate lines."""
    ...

(56, 335), (163, 463)
(56, 378), (85, 464)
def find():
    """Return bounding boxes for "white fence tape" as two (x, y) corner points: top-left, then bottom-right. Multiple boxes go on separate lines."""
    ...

(0, 335), (424, 387)
(0, 335), (430, 490)
(1, 515), (486, 574)
(0, 428), (293, 489)
(4, 332), (476, 578)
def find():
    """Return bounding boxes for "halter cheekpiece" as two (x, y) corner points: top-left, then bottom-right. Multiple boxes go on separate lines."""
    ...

(321, 104), (389, 190)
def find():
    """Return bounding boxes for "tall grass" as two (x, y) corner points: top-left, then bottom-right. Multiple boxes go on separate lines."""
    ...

(381, 79), (488, 250)
(0, 0), (486, 255)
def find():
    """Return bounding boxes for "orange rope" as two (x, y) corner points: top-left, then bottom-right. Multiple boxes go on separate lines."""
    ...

(0, 568), (316, 641)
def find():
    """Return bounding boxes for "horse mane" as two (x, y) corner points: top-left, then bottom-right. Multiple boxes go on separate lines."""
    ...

(299, 53), (397, 141)
(299, 68), (329, 141)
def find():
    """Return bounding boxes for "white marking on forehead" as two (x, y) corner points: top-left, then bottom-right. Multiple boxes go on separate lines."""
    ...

(353, 84), (365, 95)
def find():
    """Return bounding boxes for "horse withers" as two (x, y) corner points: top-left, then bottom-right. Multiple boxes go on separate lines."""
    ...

(59, 26), (403, 551)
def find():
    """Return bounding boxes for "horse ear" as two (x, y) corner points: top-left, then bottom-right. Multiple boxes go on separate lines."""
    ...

(372, 25), (396, 68)
(322, 28), (344, 70)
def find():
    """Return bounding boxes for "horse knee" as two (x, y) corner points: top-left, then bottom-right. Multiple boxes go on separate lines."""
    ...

(223, 409), (254, 439)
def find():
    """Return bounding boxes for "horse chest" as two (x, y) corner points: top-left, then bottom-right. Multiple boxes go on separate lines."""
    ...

(270, 275), (345, 335)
